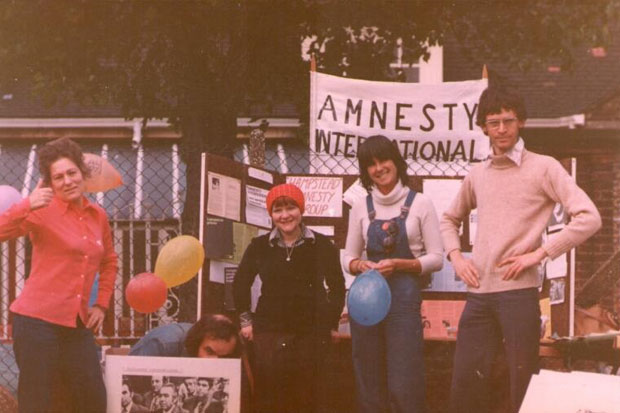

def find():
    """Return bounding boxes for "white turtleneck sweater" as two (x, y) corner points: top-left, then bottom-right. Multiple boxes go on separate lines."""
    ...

(343, 181), (444, 275)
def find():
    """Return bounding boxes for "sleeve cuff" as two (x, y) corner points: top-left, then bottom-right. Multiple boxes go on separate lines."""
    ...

(239, 311), (252, 328)
(542, 237), (574, 260)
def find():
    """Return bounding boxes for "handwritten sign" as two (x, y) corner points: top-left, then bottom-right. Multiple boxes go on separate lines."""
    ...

(286, 176), (343, 217)
(309, 72), (489, 173)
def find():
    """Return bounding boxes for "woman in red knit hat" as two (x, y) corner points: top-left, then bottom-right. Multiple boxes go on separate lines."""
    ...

(233, 183), (345, 413)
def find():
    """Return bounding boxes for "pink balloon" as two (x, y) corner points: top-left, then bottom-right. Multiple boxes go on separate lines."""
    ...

(0, 185), (23, 214)
(83, 153), (123, 193)
(125, 272), (167, 314)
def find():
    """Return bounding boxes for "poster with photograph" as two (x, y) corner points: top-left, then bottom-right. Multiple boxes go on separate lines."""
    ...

(286, 176), (343, 217)
(547, 203), (566, 233)
(105, 355), (241, 413)
(550, 278), (566, 305)
(207, 172), (241, 222)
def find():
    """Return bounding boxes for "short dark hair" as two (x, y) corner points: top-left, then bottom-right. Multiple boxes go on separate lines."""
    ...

(37, 137), (90, 186)
(476, 87), (527, 128)
(197, 377), (213, 386)
(122, 381), (133, 394)
(160, 383), (177, 396)
(184, 314), (240, 357)
(357, 135), (408, 192)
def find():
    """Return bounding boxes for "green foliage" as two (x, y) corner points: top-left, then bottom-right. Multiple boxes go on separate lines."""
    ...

(0, 0), (616, 124)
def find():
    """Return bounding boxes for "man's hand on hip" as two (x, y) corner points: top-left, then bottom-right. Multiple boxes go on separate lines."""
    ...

(499, 248), (547, 281)
(449, 250), (480, 288)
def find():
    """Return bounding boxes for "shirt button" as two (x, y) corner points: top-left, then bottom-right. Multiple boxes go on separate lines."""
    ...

(77, 294), (81, 298)
(80, 274), (84, 279)
(83, 236), (87, 240)
(84, 255), (88, 259)
(79, 217), (83, 221)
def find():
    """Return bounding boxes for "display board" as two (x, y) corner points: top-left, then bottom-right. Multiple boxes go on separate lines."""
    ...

(198, 153), (574, 338)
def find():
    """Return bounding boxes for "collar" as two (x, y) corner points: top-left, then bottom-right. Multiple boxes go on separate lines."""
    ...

(369, 181), (409, 206)
(269, 223), (315, 247)
(50, 195), (95, 215)
(486, 137), (524, 167)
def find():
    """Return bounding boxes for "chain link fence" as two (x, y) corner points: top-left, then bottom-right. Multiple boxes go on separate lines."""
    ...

(0, 140), (186, 394)
(0, 139), (473, 395)
(235, 141), (473, 177)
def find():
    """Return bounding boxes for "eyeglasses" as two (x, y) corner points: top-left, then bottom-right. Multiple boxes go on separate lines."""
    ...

(485, 118), (518, 130)
(381, 220), (399, 254)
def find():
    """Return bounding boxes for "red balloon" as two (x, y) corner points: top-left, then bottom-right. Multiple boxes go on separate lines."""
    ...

(125, 272), (167, 314)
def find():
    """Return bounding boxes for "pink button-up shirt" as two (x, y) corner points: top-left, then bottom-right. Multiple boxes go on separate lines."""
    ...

(0, 196), (117, 327)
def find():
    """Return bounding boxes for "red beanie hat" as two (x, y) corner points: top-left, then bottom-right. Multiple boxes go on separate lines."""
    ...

(266, 184), (305, 215)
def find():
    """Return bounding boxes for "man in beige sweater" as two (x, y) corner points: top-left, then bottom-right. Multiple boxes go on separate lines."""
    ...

(440, 86), (601, 413)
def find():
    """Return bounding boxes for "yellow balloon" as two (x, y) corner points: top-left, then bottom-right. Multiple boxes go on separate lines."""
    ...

(155, 235), (205, 287)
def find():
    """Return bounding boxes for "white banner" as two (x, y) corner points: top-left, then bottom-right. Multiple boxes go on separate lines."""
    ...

(309, 72), (488, 173)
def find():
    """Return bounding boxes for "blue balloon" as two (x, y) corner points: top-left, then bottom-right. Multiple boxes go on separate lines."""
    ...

(0, 185), (22, 215)
(347, 269), (391, 326)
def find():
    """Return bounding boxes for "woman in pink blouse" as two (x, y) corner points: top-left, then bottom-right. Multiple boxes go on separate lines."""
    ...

(0, 138), (117, 412)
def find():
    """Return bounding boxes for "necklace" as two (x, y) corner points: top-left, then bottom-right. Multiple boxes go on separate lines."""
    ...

(285, 243), (296, 261)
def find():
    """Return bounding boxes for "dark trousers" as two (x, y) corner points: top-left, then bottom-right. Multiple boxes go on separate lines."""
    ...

(449, 288), (541, 413)
(252, 331), (327, 413)
(12, 313), (106, 413)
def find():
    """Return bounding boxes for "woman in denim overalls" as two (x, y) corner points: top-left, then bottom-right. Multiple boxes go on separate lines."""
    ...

(344, 135), (444, 413)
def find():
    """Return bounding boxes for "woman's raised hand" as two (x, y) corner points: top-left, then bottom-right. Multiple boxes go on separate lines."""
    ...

(29, 180), (53, 210)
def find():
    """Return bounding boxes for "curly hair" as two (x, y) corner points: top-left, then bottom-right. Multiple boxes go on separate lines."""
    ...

(476, 86), (527, 128)
(37, 138), (90, 186)
(357, 135), (409, 192)
(184, 314), (240, 358)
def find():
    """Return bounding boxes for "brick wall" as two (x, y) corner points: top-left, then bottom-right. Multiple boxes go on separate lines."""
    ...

(575, 153), (620, 313)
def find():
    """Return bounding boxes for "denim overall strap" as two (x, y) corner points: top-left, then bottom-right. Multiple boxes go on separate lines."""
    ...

(365, 194), (376, 221)
(399, 189), (417, 220)
(365, 190), (416, 262)
(352, 189), (426, 413)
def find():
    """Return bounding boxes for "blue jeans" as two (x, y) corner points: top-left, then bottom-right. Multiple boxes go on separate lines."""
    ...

(449, 288), (540, 413)
(12, 313), (106, 413)
(351, 275), (425, 413)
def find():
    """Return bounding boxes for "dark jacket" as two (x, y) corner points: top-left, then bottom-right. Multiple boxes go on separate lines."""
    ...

(233, 231), (345, 334)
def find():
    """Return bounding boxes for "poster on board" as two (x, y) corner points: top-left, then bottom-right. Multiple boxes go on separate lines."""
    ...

(286, 176), (343, 217)
(245, 185), (271, 228)
(207, 172), (241, 222)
